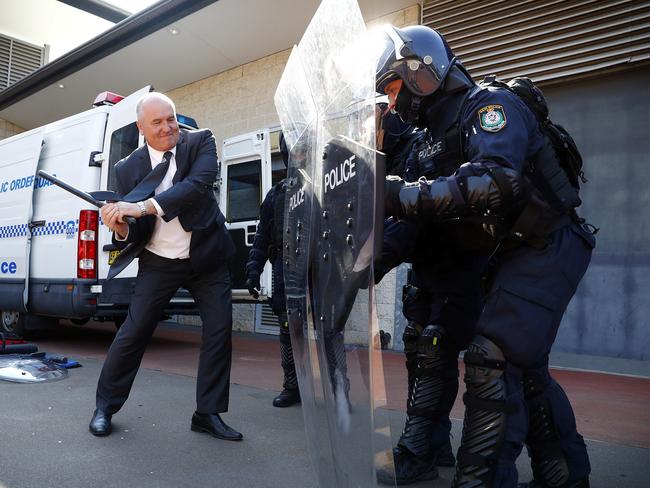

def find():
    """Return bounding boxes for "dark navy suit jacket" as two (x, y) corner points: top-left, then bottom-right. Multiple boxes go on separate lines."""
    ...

(109, 128), (234, 278)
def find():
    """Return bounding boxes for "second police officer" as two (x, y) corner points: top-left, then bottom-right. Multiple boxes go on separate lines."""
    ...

(245, 132), (300, 408)
(376, 25), (595, 488)
(376, 103), (488, 485)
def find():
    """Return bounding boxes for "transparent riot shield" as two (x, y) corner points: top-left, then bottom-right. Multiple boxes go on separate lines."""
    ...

(274, 0), (395, 485)
(0, 355), (68, 383)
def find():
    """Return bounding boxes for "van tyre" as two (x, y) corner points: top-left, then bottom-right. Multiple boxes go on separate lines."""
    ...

(1, 310), (24, 337)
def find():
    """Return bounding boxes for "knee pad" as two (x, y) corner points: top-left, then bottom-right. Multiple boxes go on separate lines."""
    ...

(279, 320), (291, 345)
(402, 321), (421, 354)
(403, 321), (422, 369)
(403, 321), (422, 400)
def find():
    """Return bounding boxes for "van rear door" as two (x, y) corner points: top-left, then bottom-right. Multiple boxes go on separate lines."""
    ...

(0, 130), (44, 312)
(221, 130), (273, 301)
(97, 86), (150, 280)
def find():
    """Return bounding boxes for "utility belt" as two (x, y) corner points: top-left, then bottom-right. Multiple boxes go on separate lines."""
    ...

(493, 196), (576, 251)
(481, 168), (578, 251)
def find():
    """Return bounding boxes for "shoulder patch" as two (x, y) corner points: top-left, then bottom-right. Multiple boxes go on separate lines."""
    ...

(478, 104), (507, 132)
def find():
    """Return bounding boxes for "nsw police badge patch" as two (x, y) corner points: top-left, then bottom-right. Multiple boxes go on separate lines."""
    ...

(478, 104), (507, 132)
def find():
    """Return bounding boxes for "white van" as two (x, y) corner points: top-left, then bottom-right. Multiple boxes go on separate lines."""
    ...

(220, 129), (285, 306)
(0, 86), (207, 336)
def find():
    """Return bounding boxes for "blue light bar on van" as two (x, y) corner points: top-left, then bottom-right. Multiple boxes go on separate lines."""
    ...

(177, 114), (198, 128)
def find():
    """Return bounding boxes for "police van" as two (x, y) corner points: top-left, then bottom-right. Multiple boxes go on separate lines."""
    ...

(220, 129), (286, 333)
(0, 86), (216, 336)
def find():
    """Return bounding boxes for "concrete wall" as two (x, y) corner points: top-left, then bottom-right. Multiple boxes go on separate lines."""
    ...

(544, 65), (650, 360)
(0, 117), (24, 140)
(167, 4), (421, 336)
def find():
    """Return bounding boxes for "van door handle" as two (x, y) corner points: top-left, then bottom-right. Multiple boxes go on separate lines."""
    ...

(29, 220), (46, 229)
(103, 244), (119, 251)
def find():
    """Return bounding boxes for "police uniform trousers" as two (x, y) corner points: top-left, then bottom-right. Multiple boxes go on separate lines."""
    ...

(96, 249), (233, 415)
(402, 253), (486, 453)
(476, 222), (594, 486)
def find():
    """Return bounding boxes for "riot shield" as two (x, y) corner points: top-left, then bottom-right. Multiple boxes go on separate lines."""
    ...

(274, 0), (394, 485)
(0, 355), (68, 383)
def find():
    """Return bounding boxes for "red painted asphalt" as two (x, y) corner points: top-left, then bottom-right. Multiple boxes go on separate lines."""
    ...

(38, 321), (650, 450)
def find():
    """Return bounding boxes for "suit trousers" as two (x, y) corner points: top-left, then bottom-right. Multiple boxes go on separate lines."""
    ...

(96, 249), (233, 415)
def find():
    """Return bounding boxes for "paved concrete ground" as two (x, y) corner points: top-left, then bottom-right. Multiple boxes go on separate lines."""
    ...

(0, 321), (648, 488)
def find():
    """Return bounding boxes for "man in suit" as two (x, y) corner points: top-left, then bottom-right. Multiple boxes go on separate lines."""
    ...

(91, 92), (242, 442)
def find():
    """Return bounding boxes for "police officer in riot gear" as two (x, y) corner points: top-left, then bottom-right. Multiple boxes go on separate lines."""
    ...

(245, 132), (300, 408)
(377, 25), (594, 488)
(376, 106), (487, 485)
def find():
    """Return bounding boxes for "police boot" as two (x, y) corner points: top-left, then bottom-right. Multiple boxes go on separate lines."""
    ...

(377, 445), (438, 486)
(452, 336), (516, 487)
(517, 479), (589, 488)
(518, 369), (590, 488)
(273, 319), (300, 408)
(391, 325), (459, 484)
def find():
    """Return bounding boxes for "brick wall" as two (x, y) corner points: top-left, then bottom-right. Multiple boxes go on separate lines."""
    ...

(0, 117), (25, 140)
(167, 4), (421, 342)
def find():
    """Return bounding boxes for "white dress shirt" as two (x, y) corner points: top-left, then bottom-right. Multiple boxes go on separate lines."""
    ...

(144, 145), (192, 259)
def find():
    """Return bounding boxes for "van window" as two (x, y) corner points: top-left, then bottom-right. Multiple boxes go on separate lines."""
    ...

(108, 122), (139, 192)
(227, 160), (261, 222)
(271, 152), (286, 187)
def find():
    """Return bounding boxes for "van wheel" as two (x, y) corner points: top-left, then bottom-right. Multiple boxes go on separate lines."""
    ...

(114, 316), (126, 330)
(1, 311), (25, 337)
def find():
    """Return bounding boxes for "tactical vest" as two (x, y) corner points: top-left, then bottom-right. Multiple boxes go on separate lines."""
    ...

(409, 89), (470, 183)
(411, 89), (494, 258)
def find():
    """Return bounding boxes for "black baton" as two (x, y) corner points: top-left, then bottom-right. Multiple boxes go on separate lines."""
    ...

(37, 170), (136, 225)
(37, 170), (105, 208)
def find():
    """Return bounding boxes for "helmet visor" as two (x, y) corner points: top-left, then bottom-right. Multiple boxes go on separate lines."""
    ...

(375, 26), (445, 97)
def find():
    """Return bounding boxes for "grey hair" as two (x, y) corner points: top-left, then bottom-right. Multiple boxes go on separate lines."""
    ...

(136, 92), (176, 120)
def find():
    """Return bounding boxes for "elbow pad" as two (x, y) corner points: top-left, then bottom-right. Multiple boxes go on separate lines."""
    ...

(398, 167), (526, 220)
(464, 167), (526, 214)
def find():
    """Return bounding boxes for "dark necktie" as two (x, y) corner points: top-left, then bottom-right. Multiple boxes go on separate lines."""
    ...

(123, 151), (173, 203)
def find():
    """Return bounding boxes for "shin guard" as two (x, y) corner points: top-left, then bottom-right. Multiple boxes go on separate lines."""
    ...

(398, 325), (458, 459)
(453, 336), (514, 487)
(523, 368), (590, 487)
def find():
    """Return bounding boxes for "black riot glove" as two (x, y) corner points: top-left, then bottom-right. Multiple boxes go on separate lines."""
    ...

(244, 270), (261, 299)
(384, 175), (406, 219)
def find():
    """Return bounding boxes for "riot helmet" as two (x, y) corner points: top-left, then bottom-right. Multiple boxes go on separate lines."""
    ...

(376, 25), (455, 123)
(278, 130), (289, 167)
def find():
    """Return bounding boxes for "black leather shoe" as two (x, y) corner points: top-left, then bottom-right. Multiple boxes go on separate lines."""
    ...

(376, 446), (438, 485)
(272, 388), (300, 408)
(518, 478), (590, 488)
(89, 409), (112, 436)
(191, 412), (243, 441)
